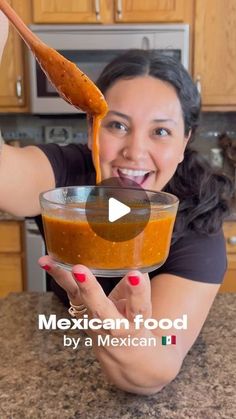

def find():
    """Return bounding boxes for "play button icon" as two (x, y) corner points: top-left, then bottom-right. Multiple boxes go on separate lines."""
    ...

(108, 198), (131, 222)
(85, 177), (151, 242)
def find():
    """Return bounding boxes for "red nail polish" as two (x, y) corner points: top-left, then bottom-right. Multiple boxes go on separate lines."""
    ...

(128, 276), (140, 286)
(74, 273), (86, 283)
(41, 264), (51, 272)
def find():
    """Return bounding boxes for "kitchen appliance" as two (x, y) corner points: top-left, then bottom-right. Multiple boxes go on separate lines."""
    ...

(44, 126), (73, 145)
(209, 148), (224, 169)
(25, 219), (47, 292)
(28, 24), (189, 114)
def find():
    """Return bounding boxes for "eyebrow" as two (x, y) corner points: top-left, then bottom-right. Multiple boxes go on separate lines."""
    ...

(153, 118), (177, 126)
(107, 111), (131, 121)
(107, 111), (177, 125)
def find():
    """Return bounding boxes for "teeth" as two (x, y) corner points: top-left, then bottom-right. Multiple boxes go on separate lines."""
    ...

(118, 168), (150, 177)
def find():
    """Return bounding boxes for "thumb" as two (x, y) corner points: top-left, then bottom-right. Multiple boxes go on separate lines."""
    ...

(124, 271), (152, 322)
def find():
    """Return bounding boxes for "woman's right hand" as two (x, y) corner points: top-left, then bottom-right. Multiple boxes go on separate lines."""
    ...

(0, 11), (9, 64)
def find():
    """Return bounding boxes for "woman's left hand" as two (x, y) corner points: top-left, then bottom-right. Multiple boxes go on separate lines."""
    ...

(38, 256), (156, 392)
(38, 256), (184, 394)
(38, 255), (152, 336)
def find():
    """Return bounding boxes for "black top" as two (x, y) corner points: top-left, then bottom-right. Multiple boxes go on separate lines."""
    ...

(35, 143), (227, 305)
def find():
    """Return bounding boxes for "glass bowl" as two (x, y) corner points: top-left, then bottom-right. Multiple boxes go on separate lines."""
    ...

(39, 186), (178, 277)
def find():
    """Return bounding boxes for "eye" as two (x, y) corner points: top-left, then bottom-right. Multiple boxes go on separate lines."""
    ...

(153, 127), (171, 137)
(106, 121), (128, 132)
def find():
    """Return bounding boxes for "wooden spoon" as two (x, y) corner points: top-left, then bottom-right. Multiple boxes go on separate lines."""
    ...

(0, 0), (108, 117)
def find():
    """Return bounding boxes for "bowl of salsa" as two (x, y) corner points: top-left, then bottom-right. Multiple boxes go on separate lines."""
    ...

(40, 186), (178, 277)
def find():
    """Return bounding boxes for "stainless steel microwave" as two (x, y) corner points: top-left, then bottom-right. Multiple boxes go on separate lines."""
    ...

(28, 24), (189, 114)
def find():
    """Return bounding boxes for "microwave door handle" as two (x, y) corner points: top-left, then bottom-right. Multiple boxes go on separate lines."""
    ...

(141, 36), (151, 50)
(94, 0), (100, 21)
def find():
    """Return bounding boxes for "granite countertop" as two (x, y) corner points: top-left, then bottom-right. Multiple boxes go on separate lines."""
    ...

(0, 293), (235, 419)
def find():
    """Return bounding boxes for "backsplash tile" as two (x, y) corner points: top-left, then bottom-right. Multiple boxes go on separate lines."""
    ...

(192, 112), (236, 180)
(0, 114), (88, 146)
(0, 112), (235, 177)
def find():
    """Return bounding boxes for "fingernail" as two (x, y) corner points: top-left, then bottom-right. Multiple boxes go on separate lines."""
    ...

(128, 276), (140, 286)
(74, 273), (86, 283)
(41, 264), (51, 272)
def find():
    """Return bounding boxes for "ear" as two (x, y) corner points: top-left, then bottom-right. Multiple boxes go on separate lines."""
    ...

(178, 130), (192, 163)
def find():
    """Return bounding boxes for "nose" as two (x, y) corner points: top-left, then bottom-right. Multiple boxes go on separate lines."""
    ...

(121, 130), (148, 162)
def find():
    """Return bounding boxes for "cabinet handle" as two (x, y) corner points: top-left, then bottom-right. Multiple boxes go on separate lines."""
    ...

(94, 0), (100, 21)
(117, 0), (122, 20)
(227, 236), (236, 245)
(16, 76), (23, 100)
(195, 75), (201, 94)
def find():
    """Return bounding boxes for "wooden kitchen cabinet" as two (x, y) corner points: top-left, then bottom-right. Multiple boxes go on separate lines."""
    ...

(0, 221), (25, 297)
(32, 0), (114, 23)
(0, 0), (25, 110)
(32, 0), (193, 24)
(220, 221), (236, 292)
(194, 0), (236, 110)
(115, 0), (192, 23)
(0, 0), (31, 113)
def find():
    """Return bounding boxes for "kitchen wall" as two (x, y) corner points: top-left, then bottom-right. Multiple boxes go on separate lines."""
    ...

(0, 113), (88, 145)
(192, 112), (236, 154)
(191, 112), (236, 181)
(0, 111), (235, 178)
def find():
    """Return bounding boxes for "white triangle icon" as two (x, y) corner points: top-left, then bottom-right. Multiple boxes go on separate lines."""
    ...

(108, 197), (131, 223)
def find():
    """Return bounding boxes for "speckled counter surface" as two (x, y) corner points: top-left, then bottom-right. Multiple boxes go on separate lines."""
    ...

(0, 293), (235, 419)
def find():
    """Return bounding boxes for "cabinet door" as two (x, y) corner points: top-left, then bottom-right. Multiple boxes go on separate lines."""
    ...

(0, 0), (31, 112)
(0, 254), (23, 297)
(0, 221), (21, 252)
(220, 254), (236, 293)
(194, 0), (236, 109)
(220, 221), (236, 292)
(33, 0), (113, 23)
(115, 0), (188, 23)
(0, 1), (25, 109)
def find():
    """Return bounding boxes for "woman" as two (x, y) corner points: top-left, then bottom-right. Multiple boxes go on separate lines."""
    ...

(0, 13), (232, 394)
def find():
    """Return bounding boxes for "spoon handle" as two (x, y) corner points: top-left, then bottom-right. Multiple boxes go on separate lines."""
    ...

(0, 0), (41, 49)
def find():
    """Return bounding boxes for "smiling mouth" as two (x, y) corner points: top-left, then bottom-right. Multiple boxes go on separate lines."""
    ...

(115, 168), (154, 186)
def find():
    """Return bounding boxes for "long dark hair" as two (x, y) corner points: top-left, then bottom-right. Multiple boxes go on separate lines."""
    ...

(96, 50), (233, 240)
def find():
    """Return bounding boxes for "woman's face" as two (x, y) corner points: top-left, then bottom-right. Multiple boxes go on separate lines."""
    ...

(90, 75), (190, 191)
